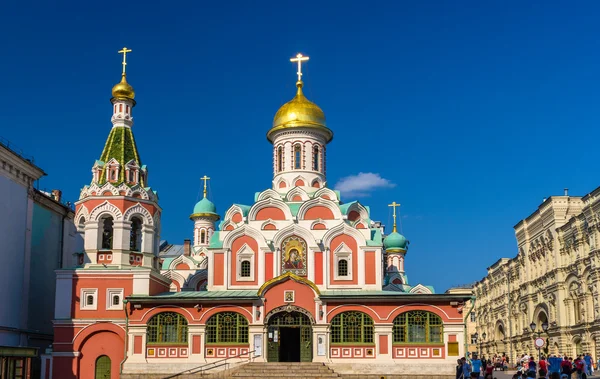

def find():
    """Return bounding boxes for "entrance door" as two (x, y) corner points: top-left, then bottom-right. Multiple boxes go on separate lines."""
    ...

(95, 355), (111, 379)
(266, 311), (313, 362)
(279, 328), (301, 362)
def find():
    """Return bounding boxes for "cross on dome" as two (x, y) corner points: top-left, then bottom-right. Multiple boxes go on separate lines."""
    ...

(118, 47), (132, 75)
(201, 175), (211, 198)
(388, 201), (401, 233)
(290, 53), (309, 81)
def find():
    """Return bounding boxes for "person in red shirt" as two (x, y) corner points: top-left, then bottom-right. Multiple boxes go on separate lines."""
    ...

(561, 356), (573, 379)
(540, 356), (548, 376)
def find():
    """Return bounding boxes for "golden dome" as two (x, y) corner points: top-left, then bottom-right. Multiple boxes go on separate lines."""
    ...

(267, 81), (333, 143)
(111, 74), (135, 100)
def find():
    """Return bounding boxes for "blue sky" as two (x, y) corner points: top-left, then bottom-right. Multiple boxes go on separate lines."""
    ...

(1, 1), (599, 292)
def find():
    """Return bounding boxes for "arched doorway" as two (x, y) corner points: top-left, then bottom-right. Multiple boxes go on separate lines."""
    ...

(573, 337), (583, 356)
(266, 309), (313, 362)
(95, 355), (111, 379)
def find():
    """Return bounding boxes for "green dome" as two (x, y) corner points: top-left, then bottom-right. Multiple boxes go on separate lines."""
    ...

(384, 231), (408, 251)
(191, 198), (219, 219)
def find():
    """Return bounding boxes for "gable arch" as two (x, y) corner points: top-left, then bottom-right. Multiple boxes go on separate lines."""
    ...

(272, 224), (319, 250)
(247, 198), (293, 222)
(286, 187), (310, 202)
(314, 188), (338, 201)
(75, 205), (90, 225)
(256, 189), (281, 201)
(98, 182), (120, 196)
(322, 223), (367, 247)
(297, 198), (342, 221)
(409, 284), (433, 294)
(162, 270), (187, 290)
(186, 270), (208, 290)
(260, 219), (279, 230)
(292, 175), (307, 187)
(123, 203), (154, 225)
(89, 201), (123, 221)
(224, 205), (248, 224)
(168, 254), (197, 270)
(222, 224), (265, 249)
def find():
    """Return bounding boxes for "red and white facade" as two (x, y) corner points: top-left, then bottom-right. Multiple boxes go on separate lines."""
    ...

(50, 59), (470, 379)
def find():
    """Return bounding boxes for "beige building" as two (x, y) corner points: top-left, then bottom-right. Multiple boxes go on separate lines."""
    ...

(473, 188), (600, 363)
(446, 287), (478, 356)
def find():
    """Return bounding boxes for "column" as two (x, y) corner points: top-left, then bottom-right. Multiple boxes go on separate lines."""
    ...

(374, 324), (393, 361)
(312, 324), (328, 362)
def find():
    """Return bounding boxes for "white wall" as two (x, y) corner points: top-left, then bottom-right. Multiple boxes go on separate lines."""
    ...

(0, 174), (29, 346)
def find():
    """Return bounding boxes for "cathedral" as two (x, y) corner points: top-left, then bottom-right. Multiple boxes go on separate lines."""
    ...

(49, 49), (470, 378)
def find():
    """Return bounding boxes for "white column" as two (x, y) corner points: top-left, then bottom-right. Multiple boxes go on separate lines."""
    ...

(374, 324), (393, 361)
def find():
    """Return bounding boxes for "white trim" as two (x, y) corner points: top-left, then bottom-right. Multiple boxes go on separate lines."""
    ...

(106, 288), (124, 310)
(333, 243), (352, 281)
(236, 244), (255, 282)
(80, 288), (98, 310)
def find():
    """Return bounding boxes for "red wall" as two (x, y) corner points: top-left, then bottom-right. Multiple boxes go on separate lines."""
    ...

(214, 253), (224, 285)
(263, 279), (317, 319)
(365, 251), (376, 285)
(265, 252), (273, 281)
(314, 251), (323, 285)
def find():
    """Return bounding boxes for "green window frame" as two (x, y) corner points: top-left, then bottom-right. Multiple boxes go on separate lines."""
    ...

(330, 311), (374, 345)
(147, 312), (188, 345)
(393, 311), (443, 344)
(206, 312), (249, 344)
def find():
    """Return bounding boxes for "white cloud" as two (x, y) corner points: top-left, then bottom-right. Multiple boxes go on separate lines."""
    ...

(334, 172), (395, 198)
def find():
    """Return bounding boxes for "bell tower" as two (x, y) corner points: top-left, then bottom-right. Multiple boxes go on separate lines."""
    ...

(267, 54), (333, 192)
(75, 47), (161, 270)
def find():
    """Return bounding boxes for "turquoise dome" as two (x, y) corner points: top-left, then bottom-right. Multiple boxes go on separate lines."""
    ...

(384, 231), (408, 251)
(192, 198), (217, 215)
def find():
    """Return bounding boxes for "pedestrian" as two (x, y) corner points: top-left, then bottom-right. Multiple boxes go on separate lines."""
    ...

(472, 354), (483, 379)
(457, 359), (464, 379)
(583, 354), (593, 376)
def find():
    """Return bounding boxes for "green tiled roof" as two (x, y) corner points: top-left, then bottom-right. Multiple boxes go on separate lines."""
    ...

(209, 231), (223, 248)
(161, 258), (174, 270)
(338, 201), (357, 215)
(98, 126), (143, 185)
(234, 204), (251, 216)
(367, 228), (383, 246)
(288, 203), (301, 216)
(128, 290), (259, 302)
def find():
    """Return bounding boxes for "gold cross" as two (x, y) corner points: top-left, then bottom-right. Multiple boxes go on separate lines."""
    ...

(388, 201), (401, 233)
(118, 47), (132, 75)
(290, 53), (309, 81)
(201, 175), (210, 198)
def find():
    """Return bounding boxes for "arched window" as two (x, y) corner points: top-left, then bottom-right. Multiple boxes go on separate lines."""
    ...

(86, 295), (94, 306)
(330, 311), (374, 344)
(337, 259), (348, 277)
(206, 312), (248, 344)
(240, 260), (251, 277)
(393, 311), (443, 343)
(101, 216), (114, 249)
(112, 295), (120, 306)
(78, 217), (86, 229)
(277, 146), (283, 172)
(294, 144), (302, 169)
(95, 355), (111, 379)
(147, 312), (188, 344)
(200, 230), (206, 244)
(313, 145), (319, 171)
(130, 217), (142, 251)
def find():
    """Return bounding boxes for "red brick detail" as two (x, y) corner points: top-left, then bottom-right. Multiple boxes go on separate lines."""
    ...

(214, 253), (224, 285)
(312, 223), (326, 230)
(255, 207), (285, 220)
(265, 252), (273, 281)
(365, 251), (376, 285)
(321, 195), (330, 200)
(134, 335), (142, 354)
(348, 210), (360, 222)
(314, 251), (323, 285)
(175, 263), (190, 270)
(312, 181), (320, 188)
(449, 334), (457, 342)
(225, 224), (234, 231)
(304, 206), (334, 220)
(295, 179), (305, 186)
(232, 212), (243, 223)
(193, 335), (201, 354)
(279, 181), (287, 188)
(262, 223), (277, 230)
(355, 223), (365, 229)
(292, 195), (302, 201)
(379, 335), (388, 354)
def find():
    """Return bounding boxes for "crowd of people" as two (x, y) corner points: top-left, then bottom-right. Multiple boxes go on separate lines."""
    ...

(456, 353), (598, 379)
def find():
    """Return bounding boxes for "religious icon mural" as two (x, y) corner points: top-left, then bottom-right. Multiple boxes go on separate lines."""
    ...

(281, 236), (307, 276)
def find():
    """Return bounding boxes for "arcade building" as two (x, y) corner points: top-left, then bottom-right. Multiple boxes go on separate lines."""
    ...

(49, 50), (471, 378)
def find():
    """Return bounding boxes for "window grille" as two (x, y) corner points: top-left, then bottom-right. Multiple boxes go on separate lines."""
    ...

(206, 312), (248, 344)
(101, 217), (114, 249)
(277, 146), (283, 172)
(294, 144), (301, 169)
(330, 311), (374, 344)
(240, 261), (251, 278)
(112, 295), (120, 306)
(130, 217), (142, 251)
(393, 311), (443, 343)
(338, 259), (348, 277)
(313, 146), (319, 171)
(86, 295), (94, 306)
(95, 355), (111, 379)
(147, 312), (188, 344)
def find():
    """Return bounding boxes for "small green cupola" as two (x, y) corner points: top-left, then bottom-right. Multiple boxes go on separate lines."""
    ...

(190, 175), (220, 221)
(384, 201), (408, 253)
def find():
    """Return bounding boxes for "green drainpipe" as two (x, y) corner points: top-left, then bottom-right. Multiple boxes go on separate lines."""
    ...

(120, 299), (129, 375)
(464, 296), (476, 358)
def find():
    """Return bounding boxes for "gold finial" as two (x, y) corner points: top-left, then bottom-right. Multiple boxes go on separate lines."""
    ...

(118, 47), (132, 75)
(388, 201), (401, 233)
(201, 175), (211, 198)
(290, 53), (309, 82)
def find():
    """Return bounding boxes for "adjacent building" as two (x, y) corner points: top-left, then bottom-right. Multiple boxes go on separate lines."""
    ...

(0, 140), (78, 379)
(473, 189), (600, 363)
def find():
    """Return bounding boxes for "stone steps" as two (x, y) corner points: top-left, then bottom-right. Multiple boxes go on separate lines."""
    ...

(229, 362), (341, 378)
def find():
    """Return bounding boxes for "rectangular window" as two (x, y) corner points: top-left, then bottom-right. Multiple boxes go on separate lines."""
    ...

(470, 313), (476, 322)
(106, 288), (124, 310)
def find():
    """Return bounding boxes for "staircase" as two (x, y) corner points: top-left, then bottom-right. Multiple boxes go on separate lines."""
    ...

(228, 362), (341, 379)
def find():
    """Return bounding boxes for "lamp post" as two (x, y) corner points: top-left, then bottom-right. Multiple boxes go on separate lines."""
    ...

(474, 332), (487, 356)
(530, 321), (549, 361)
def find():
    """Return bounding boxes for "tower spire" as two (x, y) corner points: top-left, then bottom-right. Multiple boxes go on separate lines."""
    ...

(201, 175), (210, 198)
(388, 201), (400, 233)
